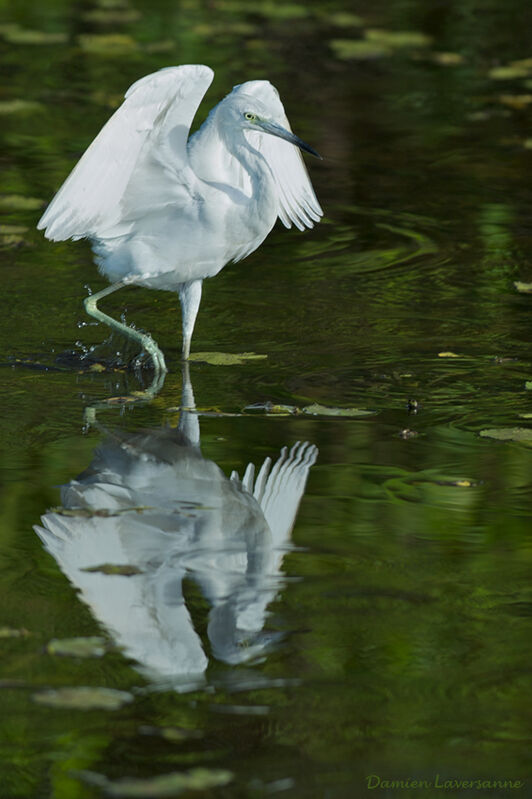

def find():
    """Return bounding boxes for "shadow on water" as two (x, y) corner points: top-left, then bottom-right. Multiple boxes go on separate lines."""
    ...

(34, 366), (317, 692)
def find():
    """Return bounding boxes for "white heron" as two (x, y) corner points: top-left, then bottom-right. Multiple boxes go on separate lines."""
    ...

(37, 64), (323, 373)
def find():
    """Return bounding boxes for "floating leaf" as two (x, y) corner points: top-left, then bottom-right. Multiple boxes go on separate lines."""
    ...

(78, 33), (139, 55)
(47, 636), (107, 658)
(328, 12), (364, 27)
(0, 25), (68, 44)
(193, 22), (255, 36)
(488, 65), (530, 80)
(33, 686), (133, 710)
(0, 627), (30, 638)
(330, 38), (391, 60)
(76, 768), (233, 797)
(431, 51), (464, 66)
(509, 57), (532, 71)
(0, 224), (28, 234)
(83, 9), (141, 24)
(302, 403), (375, 417)
(144, 40), (175, 53)
(365, 28), (433, 48)
(0, 194), (43, 211)
(0, 99), (43, 114)
(514, 281), (532, 292)
(245, 402), (300, 415)
(252, 1), (308, 19)
(139, 725), (204, 742)
(498, 94), (532, 109)
(82, 563), (144, 576)
(0, 232), (27, 248)
(188, 351), (267, 365)
(480, 428), (532, 443)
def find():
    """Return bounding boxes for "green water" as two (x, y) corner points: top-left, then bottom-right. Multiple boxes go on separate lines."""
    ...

(2, 0), (532, 797)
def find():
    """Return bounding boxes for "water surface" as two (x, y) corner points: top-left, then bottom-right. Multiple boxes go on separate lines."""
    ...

(1, 0), (532, 796)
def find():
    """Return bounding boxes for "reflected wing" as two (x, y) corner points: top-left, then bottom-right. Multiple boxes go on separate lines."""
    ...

(242, 82), (323, 231)
(37, 65), (214, 241)
(232, 441), (318, 546)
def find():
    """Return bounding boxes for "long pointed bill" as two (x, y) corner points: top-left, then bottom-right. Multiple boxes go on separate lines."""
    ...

(256, 120), (322, 159)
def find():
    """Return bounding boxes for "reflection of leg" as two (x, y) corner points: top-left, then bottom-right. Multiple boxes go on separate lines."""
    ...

(84, 281), (167, 374)
(178, 280), (203, 360)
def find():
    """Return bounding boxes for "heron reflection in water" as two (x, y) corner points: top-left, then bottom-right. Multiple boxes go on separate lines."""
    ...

(35, 371), (317, 689)
(38, 65), (322, 373)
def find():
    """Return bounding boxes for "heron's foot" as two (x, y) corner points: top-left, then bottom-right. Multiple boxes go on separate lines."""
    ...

(139, 332), (167, 374)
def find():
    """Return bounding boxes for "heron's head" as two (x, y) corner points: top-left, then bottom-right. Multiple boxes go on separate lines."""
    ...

(220, 80), (321, 159)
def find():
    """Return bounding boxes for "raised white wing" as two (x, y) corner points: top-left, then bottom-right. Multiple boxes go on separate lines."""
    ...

(241, 81), (323, 231)
(37, 65), (214, 241)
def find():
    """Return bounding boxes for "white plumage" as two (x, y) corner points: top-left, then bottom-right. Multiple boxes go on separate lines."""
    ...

(34, 368), (318, 685)
(38, 65), (322, 368)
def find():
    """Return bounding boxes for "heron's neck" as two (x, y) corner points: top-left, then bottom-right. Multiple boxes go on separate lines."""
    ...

(188, 119), (273, 202)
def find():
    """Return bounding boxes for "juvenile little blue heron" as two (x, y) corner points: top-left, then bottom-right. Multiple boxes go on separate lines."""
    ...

(38, 65), (323, 373)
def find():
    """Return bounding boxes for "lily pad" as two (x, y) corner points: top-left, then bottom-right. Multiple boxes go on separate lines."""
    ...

(431, 51), (464, 66)
(77, 768), (233, 796)
(33, 686), (133, 710)
(245, 402), (300, 415)
(83, 9), (141, 24)
(0, 100), (43, 114)
(0, 25), (68, 45)
(0, 223), (29, 247)
(188, 351), (267, 365)
(328, 12), (364, 27)
(78, 33), (139, 55)
(47, 636), (107, 658)
(0, 195), (43, 211)
(139, 725), (204, 742)
(0, 224), (28, 234)
(514, 281), (532, 292)
(509, 57), (532, 71)
(498, 94), (532, 109)
(330, 38), (391, 60)
(480, 427), (532, 443)
(488, 65), (530, 80)
(250, 1), (307, 19)
(144, 40), (175, 54)
(81, 563), (144, 576)
(302, 403), (375, 417)
(365, 28), (433, 48)
(0, 626), (30, 638)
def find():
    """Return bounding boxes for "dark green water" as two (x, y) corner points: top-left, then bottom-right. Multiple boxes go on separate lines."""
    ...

(2, 0), (532, 797)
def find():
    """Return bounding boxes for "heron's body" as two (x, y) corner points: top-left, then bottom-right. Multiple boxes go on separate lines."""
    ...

(38, 65), (322, 366)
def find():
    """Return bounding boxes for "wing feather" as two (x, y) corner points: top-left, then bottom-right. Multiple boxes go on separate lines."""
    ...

(38, 65), (214, 241)
(242, 82), (323, 231)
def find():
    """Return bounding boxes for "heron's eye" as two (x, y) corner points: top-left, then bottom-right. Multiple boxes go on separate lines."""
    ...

(244, 112), (256, 122)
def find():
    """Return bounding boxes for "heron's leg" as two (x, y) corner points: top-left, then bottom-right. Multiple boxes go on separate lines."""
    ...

(84, 281), (167, 374)
(178, 279), (203, 360)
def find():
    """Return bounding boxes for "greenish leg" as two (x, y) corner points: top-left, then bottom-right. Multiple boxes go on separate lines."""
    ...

(84, 281), (167, 375)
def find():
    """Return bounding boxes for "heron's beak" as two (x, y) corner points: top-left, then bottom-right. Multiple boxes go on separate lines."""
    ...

(257, 120), (322, 159)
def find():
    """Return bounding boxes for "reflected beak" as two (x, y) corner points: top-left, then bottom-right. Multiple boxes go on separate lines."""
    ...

(256, 120), (322, 159)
